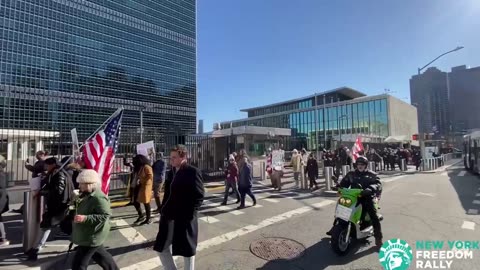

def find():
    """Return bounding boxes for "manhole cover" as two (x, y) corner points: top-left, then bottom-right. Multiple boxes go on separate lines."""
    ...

(250, 237), (306, 261)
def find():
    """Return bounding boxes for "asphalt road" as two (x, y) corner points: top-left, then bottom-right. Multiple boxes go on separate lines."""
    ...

(3, 161), (480, 270)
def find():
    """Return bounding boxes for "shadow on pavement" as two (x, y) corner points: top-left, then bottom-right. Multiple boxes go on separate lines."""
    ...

(447, 166), (479, 215)
(256, 237), (378, 270)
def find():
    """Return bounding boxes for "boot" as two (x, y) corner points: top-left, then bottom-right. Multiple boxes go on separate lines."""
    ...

(134, 214), (145, 225)
(26, 248), (39, 261)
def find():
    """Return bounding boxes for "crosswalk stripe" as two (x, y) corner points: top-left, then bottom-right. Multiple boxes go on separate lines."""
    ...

(199, 216), (220, 224)
(230, 210), (244, 215)
(111, 219), (147, 245)
(253, 204), (263, 208)
(467, 209), (479, 215)
(476, 193), (480, 197)
(461, 221), (475, 230)
(263, 198), (279, 203)
(458, 171), (467, 177)
(473, 200), (480, 205)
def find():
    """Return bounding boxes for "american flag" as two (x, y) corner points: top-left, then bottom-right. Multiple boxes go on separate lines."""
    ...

(352, 136), (364, 163)
(82, 109), (123, 195)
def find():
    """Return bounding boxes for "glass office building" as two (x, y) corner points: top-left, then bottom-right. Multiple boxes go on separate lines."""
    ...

(219, 87), (418, 152)
(0, 0), (196, 182)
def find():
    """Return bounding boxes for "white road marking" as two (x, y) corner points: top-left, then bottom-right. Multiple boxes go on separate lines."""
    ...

(112, 219), (147, 244)
(199, 216), (220, 224)
(253, 204), (263, 208)
(120, 199), (336, 270)
(414, 192), (435, 197)
(383, 175), (407, 183)
(217, 205), (232, 211)
(230, 210), (245, 215)
(461, 221), (476, 230)
(473, 200), (480, 205)
(476, 193), (480, 197)
(458, 171), (467, 177)
(467, 209), (479, 215)
(441, 172), (448, 176)
(263, 198), (279, 203)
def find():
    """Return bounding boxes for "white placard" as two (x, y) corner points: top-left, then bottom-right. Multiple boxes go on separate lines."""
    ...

(29, 176), (42, 191)
(137, 141), (156, 163)
(71, 128), (80, 159)
(271, 150), (285, 167)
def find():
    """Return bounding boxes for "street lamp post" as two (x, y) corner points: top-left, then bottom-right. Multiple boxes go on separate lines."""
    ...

(416, 46), (464, 158)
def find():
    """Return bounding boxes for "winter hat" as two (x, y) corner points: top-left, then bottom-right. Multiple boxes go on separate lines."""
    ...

(77, 169), (100, 185)
(229, 155), (235, 161)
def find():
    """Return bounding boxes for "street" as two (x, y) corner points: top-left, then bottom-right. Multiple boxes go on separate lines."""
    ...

(2, 161), (480, 270)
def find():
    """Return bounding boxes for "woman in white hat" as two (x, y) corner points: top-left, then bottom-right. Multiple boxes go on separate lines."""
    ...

(71, 169), (118, 270)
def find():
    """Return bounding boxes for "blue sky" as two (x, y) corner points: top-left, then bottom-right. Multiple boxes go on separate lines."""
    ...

(196, 0), (480, 132)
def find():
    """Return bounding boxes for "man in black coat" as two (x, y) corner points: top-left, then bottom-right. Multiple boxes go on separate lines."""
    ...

(154, 145), (204, 270)
(27, 157), (71, 261)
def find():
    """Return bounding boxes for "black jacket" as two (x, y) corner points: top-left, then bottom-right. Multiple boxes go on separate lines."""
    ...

(339, 170), (382, 196)
(306, 159), (319, 179)
(160, 164), (204, 220)
(155, 163), (205, 257)
(238, 163), (253, 189)
(41, 169), (69, 216)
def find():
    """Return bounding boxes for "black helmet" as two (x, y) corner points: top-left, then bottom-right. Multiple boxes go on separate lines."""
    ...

(355, 156), (368, 166)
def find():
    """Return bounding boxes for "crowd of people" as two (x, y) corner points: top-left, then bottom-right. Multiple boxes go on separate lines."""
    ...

(322, 145), (424, 176)
(1, 145), (205, 270)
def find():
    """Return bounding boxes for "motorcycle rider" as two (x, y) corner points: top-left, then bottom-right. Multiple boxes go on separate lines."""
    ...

(326, 156), (383, 250)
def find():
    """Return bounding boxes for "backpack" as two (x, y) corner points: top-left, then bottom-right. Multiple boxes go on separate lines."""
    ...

(61, 169), (75, 205)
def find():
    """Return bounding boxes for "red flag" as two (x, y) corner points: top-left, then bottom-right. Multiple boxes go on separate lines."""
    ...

(352, 136), (364, 163)
(82, 110), (123, 195)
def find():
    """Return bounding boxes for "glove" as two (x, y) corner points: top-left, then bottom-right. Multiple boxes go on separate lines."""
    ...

(361, 189), (373, 197)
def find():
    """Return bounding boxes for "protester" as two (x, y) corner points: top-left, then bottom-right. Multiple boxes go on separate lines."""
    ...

(237, 157), (256, 209)
(152, 153), (166, 213)
(0, 158), (9, 246)
(13, 151), (47, 214)
(132, 154), (153, 225)
(71, 169), (118, 270)
(27, 157), (73, 260)
(154, 145), (205, 270)
(306, 154), (319, 190)
(222, 155), (240, 205)
(413, 150), (422, 170)
(291, 149), (302, 188)
(123, 155), (135, 205)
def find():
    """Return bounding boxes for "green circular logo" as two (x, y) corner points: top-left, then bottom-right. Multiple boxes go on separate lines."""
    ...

(379, 238), (413, 270)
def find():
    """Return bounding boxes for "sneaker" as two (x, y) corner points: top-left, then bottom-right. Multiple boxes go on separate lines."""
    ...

(375, 238), (383, 251)
(220, 202), (227, 206)
(133, 215), (145, 225)
(237, 205), (245, 210)
(0, 240), (10, 247)
(152, 208), (160, 213)
(253, 201), (257, 206)
(235, 199), (240, 204)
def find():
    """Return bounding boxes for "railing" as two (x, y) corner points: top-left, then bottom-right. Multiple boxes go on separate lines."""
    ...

(421, 153), (454, 171)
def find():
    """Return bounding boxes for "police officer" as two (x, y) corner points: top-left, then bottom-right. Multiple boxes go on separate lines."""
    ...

(327, 156), (383, 249)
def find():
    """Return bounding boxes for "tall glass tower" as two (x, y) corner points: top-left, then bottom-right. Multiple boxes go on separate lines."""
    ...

(0, 0), (196, 167)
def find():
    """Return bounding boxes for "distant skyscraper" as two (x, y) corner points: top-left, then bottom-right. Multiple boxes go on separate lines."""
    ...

(198, 119), (204, 134)
(410, 67), (449, 136)
(448, 65), (480, 133)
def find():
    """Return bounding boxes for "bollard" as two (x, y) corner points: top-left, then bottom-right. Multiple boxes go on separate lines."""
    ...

(324, 166), (334, 190)
(400, 159), (406, 171)
(342, 165), (350, 177)
(368, 161), (375, 172)
(22, 191), (30, 252)
(261, 161), (266, 180)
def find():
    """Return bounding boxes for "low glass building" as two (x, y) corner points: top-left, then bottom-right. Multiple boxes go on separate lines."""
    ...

(217, 87), (418, 153)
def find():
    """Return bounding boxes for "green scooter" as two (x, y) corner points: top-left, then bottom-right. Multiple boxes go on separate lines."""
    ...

(330, 187), (383, 255)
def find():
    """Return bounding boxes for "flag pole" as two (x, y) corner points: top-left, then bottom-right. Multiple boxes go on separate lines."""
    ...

(56, 108), (124, 172)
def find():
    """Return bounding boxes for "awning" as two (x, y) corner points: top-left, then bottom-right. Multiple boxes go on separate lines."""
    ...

(384, 135), (411, 143)
(211, 126), (291, 138)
